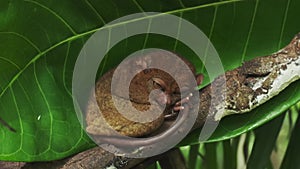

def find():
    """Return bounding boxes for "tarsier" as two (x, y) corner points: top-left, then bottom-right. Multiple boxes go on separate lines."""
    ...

(86, 51), (203, 146)
(85, 33), (300, 148)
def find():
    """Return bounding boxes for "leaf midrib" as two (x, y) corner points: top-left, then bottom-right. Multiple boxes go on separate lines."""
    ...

(0, 0), (241, 100)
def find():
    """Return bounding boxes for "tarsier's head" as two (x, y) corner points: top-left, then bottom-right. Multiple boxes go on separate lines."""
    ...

(112, 51), (203, 110)
(129, 68), (202, 108)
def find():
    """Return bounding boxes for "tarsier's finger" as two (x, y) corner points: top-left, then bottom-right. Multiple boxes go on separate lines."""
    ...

(164, 112), (179, 119)
(175, 93), (193, 106)
(164, 103), (187, 120)
(173, 105), (185, 112)
(165, 92), (194, 120)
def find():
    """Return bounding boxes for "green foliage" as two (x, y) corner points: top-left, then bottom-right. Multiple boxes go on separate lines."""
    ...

(0, 0), (299, 162)
(176, 105), (300, 169)
(280, 104), (300, 169)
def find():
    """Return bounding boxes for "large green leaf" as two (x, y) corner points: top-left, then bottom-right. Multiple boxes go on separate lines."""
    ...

(0, 0), (299, 161)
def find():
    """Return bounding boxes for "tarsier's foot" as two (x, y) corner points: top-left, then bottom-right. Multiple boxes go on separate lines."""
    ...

(164, 93), (193, 120)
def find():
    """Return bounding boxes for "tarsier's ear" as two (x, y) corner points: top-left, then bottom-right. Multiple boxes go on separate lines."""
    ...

(196, 74), (204, 86)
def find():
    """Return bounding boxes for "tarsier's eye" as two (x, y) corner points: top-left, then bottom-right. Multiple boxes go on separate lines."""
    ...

(152, 78), (166, 92)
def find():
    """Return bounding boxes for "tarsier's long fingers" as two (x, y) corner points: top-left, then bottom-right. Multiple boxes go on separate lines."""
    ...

(164, 93), (193, 120)
(173, 93), (193, 110)
(175, 93), (193, 106)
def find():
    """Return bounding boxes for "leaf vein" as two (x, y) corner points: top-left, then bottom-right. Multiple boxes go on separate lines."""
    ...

(0, 32), (41, 53)
(63, 42), (72, 97)
(24, 0), (77, 35)
(241, 0), (259, 62)
(17, 80), (36, 116)
(278, 0), (291, 49)
(44, 58), (56, 83)
(132, 0), (145, 13)
(173, 12), (183, 51)
(0, 57), (21, 70)
(201, 6), (218, 72)
(33, 62), (53, 151)
(10, 87), (23, 150)
(165, 0), (241, 15)
(178, 0), (186, 8)
(84, 0), (106, 24)
(141, 18), (152, 49)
